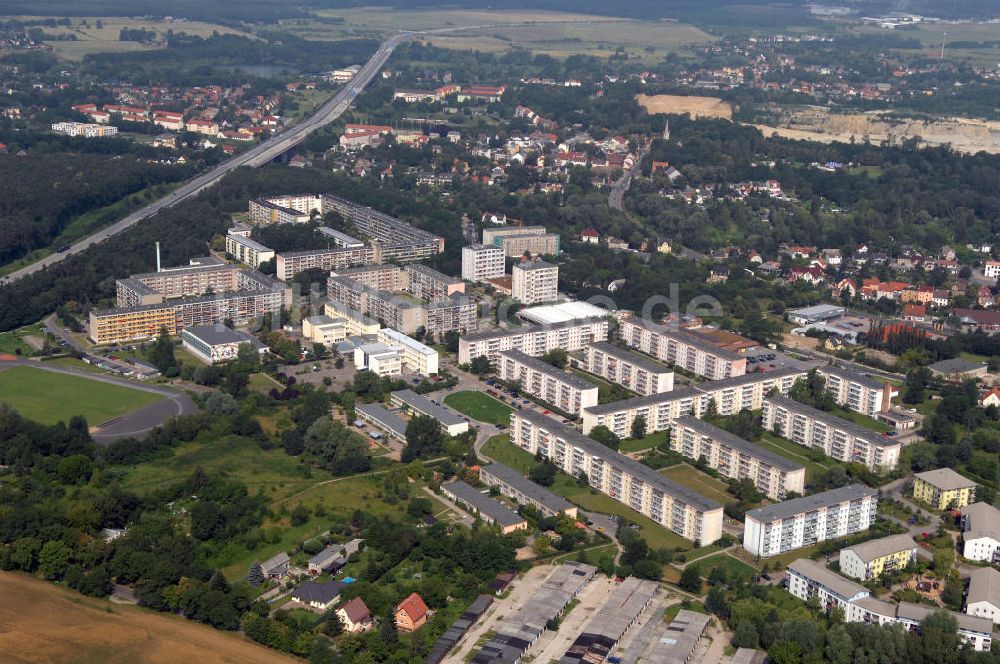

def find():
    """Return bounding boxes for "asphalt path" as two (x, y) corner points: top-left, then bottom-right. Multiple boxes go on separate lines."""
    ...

(0, 358), (198, 443)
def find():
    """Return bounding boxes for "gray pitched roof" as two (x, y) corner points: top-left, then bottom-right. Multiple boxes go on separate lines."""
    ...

(967, 566), (1000, 608)
(479, 462), (575, 514)
(293, 580), (344, 604)
(915, 468), (977, 491)
(788, 558), (867, 600)
(442, 481), (526, 528)
(928, 357), (986, 374)
(962, 502), (1000, 541)
(842, 533), (917, 563)
(765, 395), (897, 448)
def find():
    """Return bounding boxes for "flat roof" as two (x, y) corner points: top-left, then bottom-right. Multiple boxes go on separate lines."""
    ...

(645, 609), (710, 664)
(182, 325), (259, 347)
(915, 467), (977, 491)
(765, 395), (898, 448)
(746, 483), (876, 524)
(305, 314), (345, 326)
(695, 365), (807, 393)
(518, 301), (612, 325)
(928, 357), (987, 374)
(587, 341), (672, 374)
(463, 317), (606, 343)
(317, 226), (364, 246)
(583, 385), (703, 416)
(355, 403), (407, 439)
(816, 363), (885, 390)
(442, 481), (526, 527)
(498, 349), (596, 391)
(842, 533), (917, 563)
(672, 415), (804, 472)
(326, 299), (379, 327)
(479, 462), (575, 514)
(227, 233), (273, 253)
(788, 558), (867, 599)
(392, 389), (465, 428)
(623, 317), (742, 361)
(515, 409), (721, 514)
(514, 259), (556, 272)
(787, 304), (845, 318)
(379, 328), (436, 356)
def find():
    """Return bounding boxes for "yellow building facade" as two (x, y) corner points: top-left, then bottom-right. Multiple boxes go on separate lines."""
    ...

(913, 468), (977, 510)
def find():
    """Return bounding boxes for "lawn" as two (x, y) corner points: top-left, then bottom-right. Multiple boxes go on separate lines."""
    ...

(829, 405), (892, 433)
(658, 463), (737, 505)
(481, 434), (695, 551)
(570, 368), (634, 405)
(691, 553), (757, 580)
(755, 432), (830, 481)
(444, 390), (513, 425)
(0, 322), (46, 356)
(619, 431), (667, 453)
(0, 365), (162, 425)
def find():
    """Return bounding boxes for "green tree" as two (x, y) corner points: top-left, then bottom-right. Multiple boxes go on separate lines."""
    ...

(469, 356), (494, 375)
(10, 537), (41, 572)
(323, 607), (344, 636)
(403, 415), (444, 462)
(678, 565), (701, 592)
(540, 348), (568, 368)
(589, 425), (620, 451)
(731, 621), (759, 648)
(528, 461), (556, 487)
(38, 540), (72, 579)
(147, 326), (177, 372)
(630, 414), (647, 439)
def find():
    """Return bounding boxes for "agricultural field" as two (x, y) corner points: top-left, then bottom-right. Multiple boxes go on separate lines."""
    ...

(635, 94), (733, 119)
(658, 463), (737, 505)
(29, 16), (250, 60)
(0, 365), (162, 425)
(444, 390), (513, 425)
(0, 572), (299, 664)
(290, 8), (714, 61)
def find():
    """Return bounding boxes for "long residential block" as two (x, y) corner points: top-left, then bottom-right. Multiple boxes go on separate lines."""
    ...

(787, 558), (992, 651)
(225, 232), (275, 269)
(441, 482), (528, 534)
(497, 349), (598, 415)
(669, 415), (805, 500)
(510, 409), (724, 545)
(816, 364), (893, 416)
(619, 317), (747, 380)
(743, 484), (877, 558)
(581, 387), (703, 438)
(761, 396), (900, 470)
(581, 342), (674, 396)
(695, 365), (807, 416)
(458, 317), (609, 365)
(390, 389), (467, 436)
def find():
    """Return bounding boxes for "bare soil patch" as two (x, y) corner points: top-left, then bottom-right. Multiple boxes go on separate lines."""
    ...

(635, 94), (733, 119)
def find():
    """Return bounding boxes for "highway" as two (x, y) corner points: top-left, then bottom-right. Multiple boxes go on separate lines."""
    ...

(1, 34), (406, 286)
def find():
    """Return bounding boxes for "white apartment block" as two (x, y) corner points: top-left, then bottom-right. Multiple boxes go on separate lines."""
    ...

(51, 122), (118, 138)
(510, 409), (724, 545)
(695, 366), (806, 416)
(458, 317), (609, 365)
(670, 415), (805, 500)
(816, 364), (892, 417)
(324, 300), (381, 337)
(353, 343), (403, 377)
(743, 484), (877, 557)
(302, 315), (347, 346)
(404, 264), (464, 301)
(512, 260), (559, 305)
(482, 225), (560, 257)
(966, 567), (1000, 625)
(984, 261), (1000, 280)
(581, 387), (703, 438)
(838, 533), (918, 581)
(249, 198), (314, 225)
(498, 349), (599, 415)
(225, 232), (275, 269)
(275, 246), (376, 281)
(619, 317), (747, 380)
(581, 342), (674, 396)
(787, 558), (993, 651)
(377, 327), (439, 376)
(961, 502), (1000, 563)
(462, 244), (505, 282)
(761, 396), (900, 470)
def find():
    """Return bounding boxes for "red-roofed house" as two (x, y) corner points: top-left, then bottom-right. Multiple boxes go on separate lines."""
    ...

(336, 597), (372, 633)
(980, 387), (1000, 409)
(581, 228), (599, 244)
(902, 303), (928, 322)
(395, 592), (429, 632)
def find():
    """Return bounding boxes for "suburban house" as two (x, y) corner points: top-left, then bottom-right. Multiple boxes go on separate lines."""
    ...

(337, 597), (373, 632)
(395, 592), (430, 632)
(292, 580), (345, 611)
(966, 567), (1000, 625)
(308, 545), (345, 575)
(262, 552), (291, 579)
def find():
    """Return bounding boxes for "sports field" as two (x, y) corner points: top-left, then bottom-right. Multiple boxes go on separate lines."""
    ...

(659, 463), (736, 505)
(0, 572), (299, 664)
(444, 390), (513, 425)
(0, 365), (162, 425)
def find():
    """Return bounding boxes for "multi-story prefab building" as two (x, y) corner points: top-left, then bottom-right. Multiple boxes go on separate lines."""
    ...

(619, 317), (747, 380)
(743, 484), (877, 557)
(497, 349), (598, 415)
(405, 264), (464, 301)
(225, 231), (275, 269)
(324, 300), (380, 336)
(839, 534), (918, 581)
(581, 342), (674, 396)
(117, 257), (241, 304)
(458, 317), (609, 365)
(478, 461), (578, 518)
(816, 364), (893, 416)
(669, 416), (805, 500)
(787, 558), (993, 651)
(322, 194), (444, 261)
(761, 396), (900, 470)
(249, 197), (315, 225)
(462, 244), (505, 282)
(581, 387), (703, 438)
(424, 294), (478, 335)
(316, 227), (365, 248)
(481, 225), (559, 257)
(694, 366), (807, 416)
(511, 260), (559, 305)
(913, 468), (977, 510)
(275, 246), (375, 281)
(509, 409), (724, 545)
(962, 502), (1000, 563)
(333, 265), (406, 292)
(377, 328), (439, 376)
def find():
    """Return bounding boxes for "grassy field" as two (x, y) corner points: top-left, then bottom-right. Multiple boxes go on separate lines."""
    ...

(619, 431), (667, 453)
(0, 322), (46, 356)
(570, 368), (634, 405)
(829, 405), (892, 433)
(444, 391), (512, 425)
(691, 552), (757, 580)
(755, 432), (830, 481)
(658, 463), (736, 505)
(0, 572), (299, 664)
(481, 434), (694, 551)
(28, 17), (249, 60)
(298, 8), (714, 61)
(0, 365), (162, 425)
